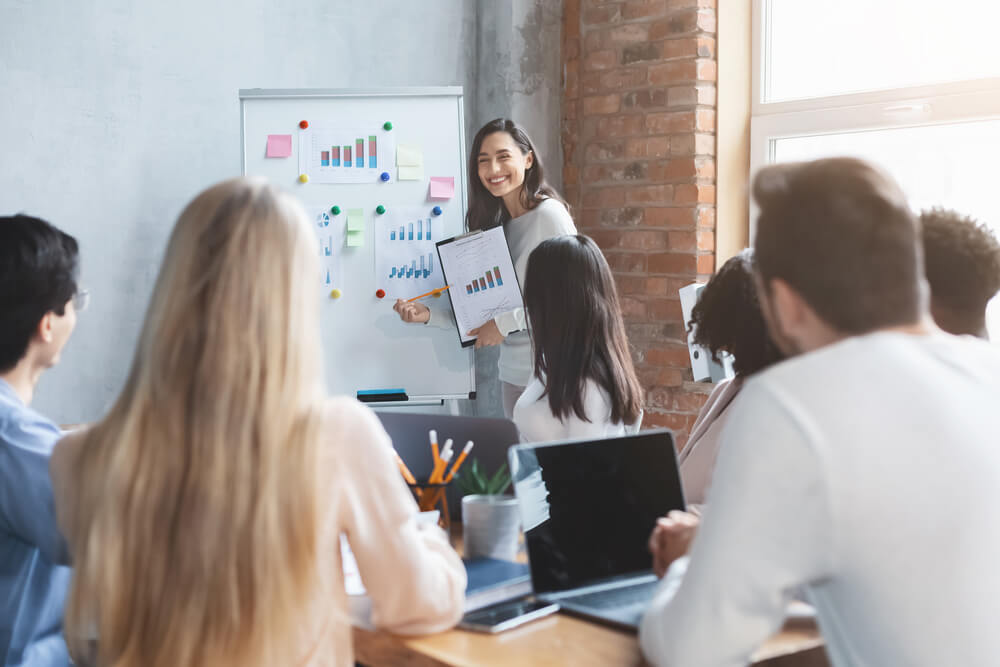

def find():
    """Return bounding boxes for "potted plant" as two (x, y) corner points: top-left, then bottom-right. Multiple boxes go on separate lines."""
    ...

(457, 460), (520, 561)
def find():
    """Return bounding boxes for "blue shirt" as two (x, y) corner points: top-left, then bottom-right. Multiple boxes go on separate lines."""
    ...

(0, 379), (72, 666)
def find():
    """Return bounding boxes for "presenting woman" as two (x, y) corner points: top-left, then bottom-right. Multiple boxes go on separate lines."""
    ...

(394, 118), (576, 418)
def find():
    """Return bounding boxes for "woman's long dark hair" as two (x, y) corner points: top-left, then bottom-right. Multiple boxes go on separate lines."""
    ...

(524, 235), (643, 425)
(688, 248), (783, 376)
(465, 118), (567, 231)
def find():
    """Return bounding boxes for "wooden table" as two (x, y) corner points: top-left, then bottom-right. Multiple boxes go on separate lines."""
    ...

(354, 614), (827, 667)
(352, 528), (828, 667)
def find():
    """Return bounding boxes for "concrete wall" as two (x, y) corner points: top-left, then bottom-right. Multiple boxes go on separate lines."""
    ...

(469, 0), (565, 418)
(0, 0), (561, 423)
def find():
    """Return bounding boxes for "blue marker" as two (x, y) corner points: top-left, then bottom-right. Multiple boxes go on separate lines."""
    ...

(380, 172), (391, 182)
(432, 206), (443, 216)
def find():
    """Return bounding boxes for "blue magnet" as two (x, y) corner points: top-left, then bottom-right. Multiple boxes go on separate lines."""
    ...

(380, 171), (390, 182)
(432, 206), (443, 216)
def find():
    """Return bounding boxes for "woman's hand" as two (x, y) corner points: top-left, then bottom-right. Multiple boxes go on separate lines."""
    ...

(467, 319), (505, 348)
(648, 510), (700, 578)
(394, 299), (430, 324)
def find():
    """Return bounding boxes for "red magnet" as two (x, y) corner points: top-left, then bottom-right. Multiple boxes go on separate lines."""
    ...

(375, 289), (386, 299)
(299, 120), (309, 129)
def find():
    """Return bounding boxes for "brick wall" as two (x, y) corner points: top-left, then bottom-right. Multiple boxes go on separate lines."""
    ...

(561, 0), (718, 448)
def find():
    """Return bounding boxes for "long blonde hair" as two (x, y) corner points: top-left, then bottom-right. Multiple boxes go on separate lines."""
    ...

(66, 178), (328, 666)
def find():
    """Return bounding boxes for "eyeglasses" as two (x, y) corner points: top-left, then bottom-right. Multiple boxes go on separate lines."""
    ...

(72, 289), (90, 312)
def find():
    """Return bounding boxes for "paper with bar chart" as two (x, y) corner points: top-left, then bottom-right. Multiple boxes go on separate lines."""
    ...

(374, 207), (445, 299)
(436, 226), (522, 346)
(313, 208), (345, 290)
(299, 124), (395, 184)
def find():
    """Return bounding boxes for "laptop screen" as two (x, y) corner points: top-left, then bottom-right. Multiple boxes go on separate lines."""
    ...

(508, 430), (685, 595)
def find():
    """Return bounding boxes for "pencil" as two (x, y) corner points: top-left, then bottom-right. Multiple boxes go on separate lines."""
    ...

(443, 441), (474, 483)
(429, 429), (440, 467)
(404, 285), (452, 302)
(421, 446), (454, 511)
(394, 451), (422, 499)
(425, 440), (475, 508)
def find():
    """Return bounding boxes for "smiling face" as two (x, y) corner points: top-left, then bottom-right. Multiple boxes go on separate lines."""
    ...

(477, 131), (534, 202)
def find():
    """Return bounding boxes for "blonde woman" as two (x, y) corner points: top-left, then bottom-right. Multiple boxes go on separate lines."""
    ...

(49, 178), (466, 667)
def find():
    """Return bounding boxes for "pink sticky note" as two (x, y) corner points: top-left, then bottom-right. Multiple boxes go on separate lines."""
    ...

(266, 134), (292, 158)
(429, 176), (455, 200)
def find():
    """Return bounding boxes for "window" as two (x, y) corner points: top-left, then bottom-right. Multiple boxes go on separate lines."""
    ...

(751, 0), (1000, 339)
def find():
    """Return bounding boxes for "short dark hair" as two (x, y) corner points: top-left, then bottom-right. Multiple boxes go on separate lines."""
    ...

(465, 118), (568, 231)
(920, 207), (1000, 337)
(689, 249), (783, 376)
(0, 215), (79, 371)
(753, 157), (922, 333)
(524, 235), (643, 425)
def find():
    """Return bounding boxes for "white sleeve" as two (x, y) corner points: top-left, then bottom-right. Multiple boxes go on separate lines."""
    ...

(423, 294), (456, 331)
(337, 401), (467, 634)
(639, 382), (835, 667)
(494, 203), (577, 336)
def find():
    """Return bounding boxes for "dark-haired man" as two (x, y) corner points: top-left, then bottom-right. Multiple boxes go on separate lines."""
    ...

(920, 207), (1000, 339)
(639, 159), (1000, 666)
(1, 215), (82, 666)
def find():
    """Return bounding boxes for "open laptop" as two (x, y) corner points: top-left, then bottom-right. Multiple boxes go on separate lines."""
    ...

(375, 411), (520, 518)
(507, 429), (684, 631)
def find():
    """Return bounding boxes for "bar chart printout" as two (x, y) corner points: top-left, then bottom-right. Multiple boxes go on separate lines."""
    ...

(299, 124), (394, 184)
(464, 266), (504, 295)
(374, 207), (444, 299)
(437, 226), (523, 346)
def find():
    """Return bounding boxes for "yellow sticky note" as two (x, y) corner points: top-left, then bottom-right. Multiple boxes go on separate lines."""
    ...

(347, 208), (365, 232)
(397, 166), (424, 181)
(396, 144), (423, 167)
(346, 231), (365, 247)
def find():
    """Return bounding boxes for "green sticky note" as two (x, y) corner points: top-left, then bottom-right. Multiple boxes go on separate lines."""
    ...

(346, 230), (365, 247)
(347, 208), (365, 232)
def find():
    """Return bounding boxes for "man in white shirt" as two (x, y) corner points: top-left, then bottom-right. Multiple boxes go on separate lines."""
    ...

(639, 158), (1000, 667)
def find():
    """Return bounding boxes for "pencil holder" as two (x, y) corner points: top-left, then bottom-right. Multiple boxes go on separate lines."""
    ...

(407, 481), (452, 534)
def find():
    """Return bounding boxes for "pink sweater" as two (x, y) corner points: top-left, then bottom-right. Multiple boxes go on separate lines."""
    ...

(678, 376), (744, 509)
(51, 397), (466, 666)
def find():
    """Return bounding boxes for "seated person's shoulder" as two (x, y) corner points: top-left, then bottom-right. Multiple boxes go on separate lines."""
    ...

(49, 427), (89, 490)
(318, 396), (390, 451)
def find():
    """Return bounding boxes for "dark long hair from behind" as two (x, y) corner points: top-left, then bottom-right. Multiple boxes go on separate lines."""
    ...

(465, 118), (567, 231)
(524, 235), (643, 425)
(688, 248), (783, 376)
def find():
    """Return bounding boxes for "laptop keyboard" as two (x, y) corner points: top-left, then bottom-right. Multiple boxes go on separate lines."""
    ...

(565, 581), (656, 610)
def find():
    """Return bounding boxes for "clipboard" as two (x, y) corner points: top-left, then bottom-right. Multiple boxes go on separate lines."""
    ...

(436, 227), (524, 348)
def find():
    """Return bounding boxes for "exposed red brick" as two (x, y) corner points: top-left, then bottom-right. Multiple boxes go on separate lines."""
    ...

(625, 136), (671, 158)
(562, 0), (718, 444)
(584, 4), (621, 24)
(645, 110), (695, 134)
(667, 230), (696, 251)
(582, 185), (627, 208)
(674, 183), (715, 204)
(621, 230), (669, 250)
(611, 23), (650, 43)
(625, 183), (674, 204)
(644, 206), (696, 228)
(584, 49), (618, 71)
(622, 0), (667, 19)
(648, 252), (697, 274)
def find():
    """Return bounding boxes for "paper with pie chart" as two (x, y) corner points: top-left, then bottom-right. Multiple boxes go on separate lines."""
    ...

(312, 207), (345, 290)
(436, 226), (523, 347)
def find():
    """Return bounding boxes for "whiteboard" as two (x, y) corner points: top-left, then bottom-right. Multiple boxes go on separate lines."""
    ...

(240, 88), (475, 401)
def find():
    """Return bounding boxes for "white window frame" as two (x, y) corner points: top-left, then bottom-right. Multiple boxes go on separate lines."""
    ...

(748, 0), (1000, 232)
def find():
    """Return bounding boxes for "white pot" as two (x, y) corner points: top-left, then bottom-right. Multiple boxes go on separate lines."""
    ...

(461, 494), (520, 561)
